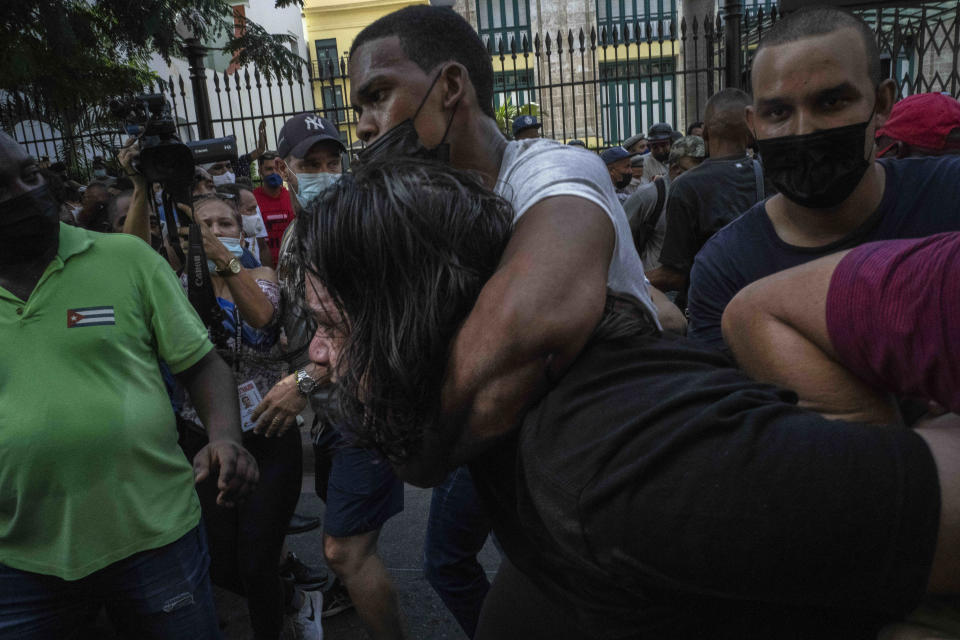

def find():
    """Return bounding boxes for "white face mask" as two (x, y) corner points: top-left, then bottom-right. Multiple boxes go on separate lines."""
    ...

(212, 171), (235, 186)
(241, 206), (266, 238)
(295, 172), (341, 208)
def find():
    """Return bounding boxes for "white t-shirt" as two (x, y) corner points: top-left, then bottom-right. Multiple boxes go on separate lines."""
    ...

(494, 139), (659, 326)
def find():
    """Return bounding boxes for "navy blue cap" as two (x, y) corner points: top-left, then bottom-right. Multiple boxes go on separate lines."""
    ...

(600, 146), (635, 164)
(512, 115), (542, 136)
(277, 113), (345, 159)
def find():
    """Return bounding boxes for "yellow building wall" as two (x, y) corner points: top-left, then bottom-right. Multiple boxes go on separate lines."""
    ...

(302, 0), (429, 147)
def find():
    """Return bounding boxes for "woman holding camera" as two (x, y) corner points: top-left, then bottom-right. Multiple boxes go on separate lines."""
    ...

(174, 193), (322, 640)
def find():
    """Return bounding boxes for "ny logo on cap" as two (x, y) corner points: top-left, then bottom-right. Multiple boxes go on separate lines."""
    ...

(304, 116), (324, 131)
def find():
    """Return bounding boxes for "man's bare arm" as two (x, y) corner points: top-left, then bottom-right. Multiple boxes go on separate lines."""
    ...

(722, 251), (899, 424)
(648, 284), (686, 334)
(646, 264), (687, 294)
(394, 196), (614, 486)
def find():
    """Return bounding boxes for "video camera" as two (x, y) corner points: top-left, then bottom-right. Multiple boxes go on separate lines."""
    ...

(109, 93), (239, 337)
(109, 94), (238, 185)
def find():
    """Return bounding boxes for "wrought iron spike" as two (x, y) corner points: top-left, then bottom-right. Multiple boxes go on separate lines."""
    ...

(568, 29), (574, 49)
(510, 34), (516, 56)
(254, 69), (262, 87)
(579, 27), (585, 50)
(600, 26), (607, 46)
(498, 35), (505, 58)
(544, 31), (551, 54)
(244, 68), (252, 89)
(556, 30), (564, 53)
(534, 33), (541, 54)
(177, 75), (186, 96)
(612, 25), (619, 45)
(681, 16), (687, 36)
(590, 26), (596, 46)
(522, 33), (529, 54)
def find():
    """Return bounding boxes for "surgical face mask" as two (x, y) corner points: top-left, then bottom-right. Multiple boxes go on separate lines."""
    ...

(264, 173), (284, 189)
(0, 184), (61, 265)
(207, 235), (245, 273)
(242, 206), (265, 238)
(757, 106), (875, 209)
(93, 168), (107, 178)
(295, 172), (341, 208)
(212, 171), (235, 186)
(358, 69), (459, 166)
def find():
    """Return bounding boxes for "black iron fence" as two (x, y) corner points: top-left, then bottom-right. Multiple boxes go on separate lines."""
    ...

(2, 2), (958, 180)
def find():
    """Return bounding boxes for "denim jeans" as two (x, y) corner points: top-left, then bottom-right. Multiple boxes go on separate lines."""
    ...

(0, 525), (220, 640)
(423, 466), (494, 638)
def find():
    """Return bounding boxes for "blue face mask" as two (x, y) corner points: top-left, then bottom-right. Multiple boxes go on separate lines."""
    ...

(295, 172), (341, 208)
(264, 173), (284, 189)
(208, 236), (245, 273)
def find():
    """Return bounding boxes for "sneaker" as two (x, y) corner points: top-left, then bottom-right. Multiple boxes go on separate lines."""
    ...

(280, 552), (330, 591)
(289, 589), (324, 640)
(321, 579), (354, 619)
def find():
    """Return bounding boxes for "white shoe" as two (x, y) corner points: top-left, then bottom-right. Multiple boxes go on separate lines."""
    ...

(290, 589), (324, 640)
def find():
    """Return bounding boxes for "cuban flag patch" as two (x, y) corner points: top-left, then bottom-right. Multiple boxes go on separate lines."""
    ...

(67, 306), (116, 328)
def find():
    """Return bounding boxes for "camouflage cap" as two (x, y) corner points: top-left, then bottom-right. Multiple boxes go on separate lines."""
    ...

(668, 135), (706, 164)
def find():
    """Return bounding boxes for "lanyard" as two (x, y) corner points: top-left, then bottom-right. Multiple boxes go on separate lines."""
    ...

(232, 306), (243, 376)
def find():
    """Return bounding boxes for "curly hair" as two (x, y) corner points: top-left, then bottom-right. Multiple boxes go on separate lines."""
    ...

(294, 159), (514, 462)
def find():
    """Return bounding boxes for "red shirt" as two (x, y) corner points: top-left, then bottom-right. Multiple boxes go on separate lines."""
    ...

(826, 232), (960, 413)
(253, 186), (295, 265)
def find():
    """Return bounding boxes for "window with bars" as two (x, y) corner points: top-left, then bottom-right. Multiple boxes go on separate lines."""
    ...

(596, 0), (676, 37)
(315, 38), (339, 78)
(598, 59), (676, 144)
(321, 85), (347, 124)
(493, 69), (536, 109)
(741, 0), (776, 14)
(477, 0), (532, 52)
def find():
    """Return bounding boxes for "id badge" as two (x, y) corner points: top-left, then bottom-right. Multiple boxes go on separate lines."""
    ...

(238, 380), (263, 432)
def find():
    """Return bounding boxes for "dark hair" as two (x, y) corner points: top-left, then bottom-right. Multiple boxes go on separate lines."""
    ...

(686, 121), (704, 135)
(350, 6), (495, 119)
(704, 88), (752, 143)
(106, 190), (134, 229)
(295, 159), (514, 461)
(216, 182), (254, 199)
(754, 7), (881, 88)
(258, 151), (279, 168)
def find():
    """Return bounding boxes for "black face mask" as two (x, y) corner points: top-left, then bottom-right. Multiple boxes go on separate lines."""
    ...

(615, 172), (633, 190)
(757, 108), (875, 209)
(0, 184), (60, 265)
(358, 69), (459, 166)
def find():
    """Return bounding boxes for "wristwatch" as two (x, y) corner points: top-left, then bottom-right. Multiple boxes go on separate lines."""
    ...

(218, 257), (242, 275)
(295, 368), (318, 395)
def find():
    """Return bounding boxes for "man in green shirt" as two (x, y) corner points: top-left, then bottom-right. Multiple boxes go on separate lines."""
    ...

(0, 132), (258, 639)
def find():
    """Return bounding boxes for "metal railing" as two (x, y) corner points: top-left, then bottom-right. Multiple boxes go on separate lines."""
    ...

(3, 2), (958, 180)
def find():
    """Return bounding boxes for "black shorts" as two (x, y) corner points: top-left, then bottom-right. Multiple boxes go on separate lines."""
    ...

(314, 425), (403, 539)
(472, 334), (941, 639)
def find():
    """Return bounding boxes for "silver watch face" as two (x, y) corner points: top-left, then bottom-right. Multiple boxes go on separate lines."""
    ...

(297, 371), (316, 393)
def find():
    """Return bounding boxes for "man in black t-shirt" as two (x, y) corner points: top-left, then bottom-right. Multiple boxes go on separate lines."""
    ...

(687, 7), (960, 352)
(296, 159), (960, 640)
(647, 88), (764, 300)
